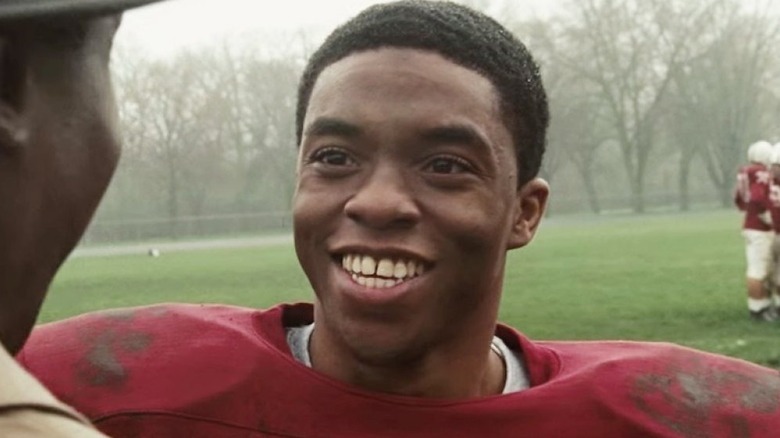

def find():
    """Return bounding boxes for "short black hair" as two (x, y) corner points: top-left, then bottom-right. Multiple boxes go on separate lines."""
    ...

(295, 0), (548, 185)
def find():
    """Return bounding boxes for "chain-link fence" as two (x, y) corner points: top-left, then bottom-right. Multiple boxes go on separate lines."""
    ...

(81, 211), (292, 245)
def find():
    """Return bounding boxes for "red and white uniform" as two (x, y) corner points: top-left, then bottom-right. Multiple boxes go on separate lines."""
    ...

(760, 177), (780, 286)
(735, 163), (772, 231)
(764, 178), (780, 233)
(735, 163), (773, 280)
(18, 303), (780, 437)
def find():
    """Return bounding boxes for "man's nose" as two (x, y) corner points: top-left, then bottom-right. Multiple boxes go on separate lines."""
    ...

(344, 164), (420, 230)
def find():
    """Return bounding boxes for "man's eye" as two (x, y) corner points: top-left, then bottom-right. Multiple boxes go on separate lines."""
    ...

(310, 148), (353, 166)
(425, 157), (471, 174)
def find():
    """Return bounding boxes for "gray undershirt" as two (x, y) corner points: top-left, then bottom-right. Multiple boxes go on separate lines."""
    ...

(285, 324), (529, 394)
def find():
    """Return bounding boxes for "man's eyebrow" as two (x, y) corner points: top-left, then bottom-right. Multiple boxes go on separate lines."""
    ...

(304, 117), (362, 138)
(420, 124), (491, 151)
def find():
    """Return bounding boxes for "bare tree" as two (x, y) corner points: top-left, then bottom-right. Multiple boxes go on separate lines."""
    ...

(512, 17), (614, 214)
(668, 6), (780, 206)
(109, 39), (304, 239)
(114, 50), (230, 237)
(235, 53), (300, 212)
(558, 0), (729, 212)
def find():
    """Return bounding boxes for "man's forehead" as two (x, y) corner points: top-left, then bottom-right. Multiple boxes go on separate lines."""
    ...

(312, 48), (499, 113)
(0, 0), (161, 20)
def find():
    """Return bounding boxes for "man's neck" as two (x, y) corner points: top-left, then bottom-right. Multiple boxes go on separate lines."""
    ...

(308, 323), (505, 399)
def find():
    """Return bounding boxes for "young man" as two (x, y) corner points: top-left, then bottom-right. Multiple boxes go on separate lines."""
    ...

(19, 1), (780, 436)
(0, 1), (165, 435)
(734, 140), (776, 321)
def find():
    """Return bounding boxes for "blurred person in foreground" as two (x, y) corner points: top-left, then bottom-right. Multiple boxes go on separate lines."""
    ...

(0, 0), (165, 435)
(19, 1), (780, 436)
(734, 140), (776, 321)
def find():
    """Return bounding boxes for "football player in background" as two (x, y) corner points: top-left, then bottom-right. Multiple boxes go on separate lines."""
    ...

(734, 140), (776, 321)
(762, 143), (780, 312)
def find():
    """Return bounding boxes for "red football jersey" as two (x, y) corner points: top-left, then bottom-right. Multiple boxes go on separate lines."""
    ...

(764, 178), (780, 233)
(735, 163), (772, 231)
(19, 303), (780, 437)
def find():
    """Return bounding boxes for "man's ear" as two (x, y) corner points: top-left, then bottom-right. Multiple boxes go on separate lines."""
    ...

(507, 177), (549, 250)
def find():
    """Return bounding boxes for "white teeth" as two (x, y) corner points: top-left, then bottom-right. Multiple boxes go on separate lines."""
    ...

(377, 258), (394, 277)
(407, 260), (416, 276)
(361, 256), (377, 276)
(393, 260), (407, 279)
(341, 253), (428, 288)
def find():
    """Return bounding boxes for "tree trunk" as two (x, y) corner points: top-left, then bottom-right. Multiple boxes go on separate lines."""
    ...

(678, 152), (693, 211)
(631, 169), (645, 213)
(578, 164), (601, 214)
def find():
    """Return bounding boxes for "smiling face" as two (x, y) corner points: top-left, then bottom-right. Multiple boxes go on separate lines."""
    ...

(0, 16), (121, 353)
(294, 48), (547, 372)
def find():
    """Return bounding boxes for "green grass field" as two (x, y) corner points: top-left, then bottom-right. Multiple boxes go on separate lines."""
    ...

(40, 209), (780, 368)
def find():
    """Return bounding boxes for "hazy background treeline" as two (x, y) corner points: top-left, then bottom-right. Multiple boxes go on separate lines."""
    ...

(84, 0), (780, 244)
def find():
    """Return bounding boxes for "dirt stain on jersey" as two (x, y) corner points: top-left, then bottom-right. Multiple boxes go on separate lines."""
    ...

(630, 354), (780, 437)
(76, 330), (153, 387)
(77, 331), (126, 386)
(75, 308), (162, 388)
